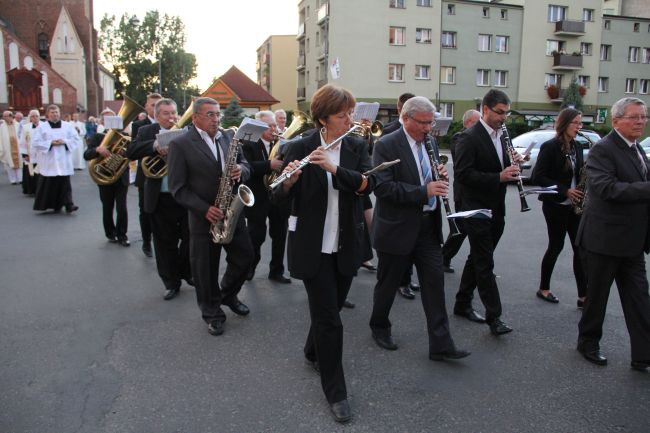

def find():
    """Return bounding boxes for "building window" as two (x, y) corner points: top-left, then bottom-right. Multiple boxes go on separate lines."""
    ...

(600, 44), (611, 61)
(477, 69), (490, 86)
(625, 79), (636, 94)
(415, 65), (430, 80)
(389, 27), (406, 45)
(37, 32), (49, 60)
(495, 36), (509, 53)
(629, 47), (640, 63)
(640, 79), (649, 95)
(643, 48), (650, 64)
(482, 7), (490, 18)
(417, 0), (432, 6)
(501, 9), (508, 20)
(447, 4), (455, 15)
(53, 88), (63, 104)
(439, 103), (454, 118)
(478, 34), (492, 52)
(440, 66), (456, 84)
(548, 5), (567, 22)
(546, 39), (565, 56)
(582, 9), (594, 22)
(495, 70), (508, 87)
(604, 20), (610, 30)
(390, 0), (405, 9)
(634, 22), (640, 32)
(598, 77), (609, 93)
(441, 31), (457, 48)
(545, 73), (562, 88)
(578, 75), (590, 88)
(416, 28), (432, 44)
(389, 63), (405, 81)
(580, 42), (592, 55)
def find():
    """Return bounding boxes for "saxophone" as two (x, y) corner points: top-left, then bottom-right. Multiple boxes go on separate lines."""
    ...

(573, 132), (593, 215)
(209, 131), (255, 244)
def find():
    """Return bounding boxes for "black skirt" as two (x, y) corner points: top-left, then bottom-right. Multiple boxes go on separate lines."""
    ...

(33, 175), (72, 211)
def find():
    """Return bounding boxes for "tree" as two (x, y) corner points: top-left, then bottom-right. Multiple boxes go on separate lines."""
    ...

(220, 97), (245, 128)
(98, 11), (200, 112)
(562, 78), (584, 111)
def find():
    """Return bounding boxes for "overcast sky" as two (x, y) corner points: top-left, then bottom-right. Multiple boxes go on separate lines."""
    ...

(94, 0), (298, 90)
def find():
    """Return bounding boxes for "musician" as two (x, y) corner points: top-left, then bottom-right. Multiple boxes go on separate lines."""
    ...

(241, 111), (290, 283)
(131, 93), (162, 258)
(127, 98), (192, 300)
(452, 89), (522, 335)
(31, 104), (81, 213)
(84, 129), (130, 246)
(531, 108), (586, 306)
(382, 92), (414, 135)
(576, 97), (650, 371)
(273, 84), (374, 423)
(274, 109), (287, 134)
(370, 96), (470, 362)
(168, 97), (253, 336)
(441, 109), (481, 273)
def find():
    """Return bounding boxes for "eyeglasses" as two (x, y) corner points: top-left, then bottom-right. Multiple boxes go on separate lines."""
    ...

(617, 115), (649, 122)
(570, 121), (583, 126)
(197, 111), (221, 119)
(408, 115), (436, 127)
(488, 107), (512, 117)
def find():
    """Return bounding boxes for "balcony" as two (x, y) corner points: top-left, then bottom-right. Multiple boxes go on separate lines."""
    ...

(317, 78), (328, 89)
(317, 2), (329, 24)
(297, 87), (306, 100)
(316, 45), (328, 61)
(552, 53), (583, 70)
(297, 23), (305, 40)
(549, 88), (567, 103)
(296, 53), (306, 70)
(554, 20), (585, 36)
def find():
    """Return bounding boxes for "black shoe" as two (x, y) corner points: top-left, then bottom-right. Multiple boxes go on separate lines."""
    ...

(630, 360), (650, 372)
(489, 319), (513, 335)
(305, 358), (320, 375)
(537, 290), (559, 303)
(372, 333), (398, 351)
(118, 238), (130, 247)
(142, 242), (153, 257)
(409, 282), (420, 292)
(360, 262), (377, 272)
(224, 299), (250, 316)
(453, 308), (486, 323)
(269, 274), (291, 284)
(342, 300), (355, 309)
(184, 278), (195, 287)
(398, 285), (415, 300)
(207, 321), (224, 336)
(429, 348), (471, 361)
(443, 263), (455, 273)
(330, 399), (352, 423)
(578, 347), (607, 366)
(107, 235), (118, 243)
(65, 204), (79, 213)
(163, 288), (180, 300)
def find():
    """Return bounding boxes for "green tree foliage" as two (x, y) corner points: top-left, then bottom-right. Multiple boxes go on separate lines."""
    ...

(220, 97), (245, 128)
(99, 11), (200, 111)
(562, 78), (584, 112)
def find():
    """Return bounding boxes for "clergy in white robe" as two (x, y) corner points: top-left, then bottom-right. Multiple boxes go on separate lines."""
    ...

(0, 111), (23, 184)
(19, 110), (42, 195)
(31, 105), (81, 213)
(71, 113), (86, 170)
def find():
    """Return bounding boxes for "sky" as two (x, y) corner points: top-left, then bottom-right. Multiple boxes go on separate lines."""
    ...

(94, 0), (298, 91)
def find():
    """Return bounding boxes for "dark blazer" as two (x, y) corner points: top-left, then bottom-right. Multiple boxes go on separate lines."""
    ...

(242, 138), (272, 216)
(168, 126), (250, 235)
(84, 132), (130, 186)
(576, 130), (650, 257)
(130, 118), (152, 188)
(372, 127), (444, 255)
(126, 123), (163, 213)
(454, 121), (508, 216)
(449, 131), (463, 204)
(273, 132), (374, 279)
(532, 136), (584, 203)
(382, 119), (401, 135)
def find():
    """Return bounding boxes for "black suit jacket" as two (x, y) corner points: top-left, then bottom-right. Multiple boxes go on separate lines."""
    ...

(576, 130), (650, 257)
(242, 138), (272, 217)
(273, 132), (374, 279)
(84, 132), (130, 186)
(449, 131), (463, 204)
(126, 123), (163, 213)
(532, 136), (584, 203)
(371, 128), (444, 255)
(454, 122), (508, 217)
(168, 126), (250, 235)
(382, 119), (401, 135)
(130, 118), (152, 188)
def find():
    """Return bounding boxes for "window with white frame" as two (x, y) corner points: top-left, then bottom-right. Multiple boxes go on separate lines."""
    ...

(578, 75), (590, 87)
(415, 65), (430, 79)
(441, 31), (457, 48)
(640, 79), (649, 95)
(598, 77), (609, 93)
(548, 5), (567, 22)
(580, 42), (592, 55)
(389, 0), (405, 9)
(448, 4), (455, 14)
(625, 78), (636, 93)
(546, 39), (565, 55)
(417, 0), (432, 6)
(495, 35), (509, 53)
(604, 20), (610, 30)
(495, 70), (508, 87)
(600, 44), (611, 60)
(643, 48), (650, 63)
(501, 9), (508, 20)
(389, 27), (406, 45)
(440, 66), (456, 84)
(634, 23), (640, 32)
(389, 63), (405, 81)
(478, 34), (492, 51)
(477, 69), (490, 86)
(629, 47), (640, 62)
(582, 9), (594, 22)
(545, 73), (562, 88)
(439, 103), (454, 118)
(482, 7), (490, 18)
(416, 28), (432, 44)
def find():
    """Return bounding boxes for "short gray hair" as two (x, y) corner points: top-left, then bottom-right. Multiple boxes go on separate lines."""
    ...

(255, 110), (275, 123)
(462, 109), (481, 127)
(154, 98), (177, 116)
(274, 109), (286, 117)
(193, 97), (219, 114)
(400, 96), (435, 120)
(611, 97), (646, 119)
(29, 109), (40, 118)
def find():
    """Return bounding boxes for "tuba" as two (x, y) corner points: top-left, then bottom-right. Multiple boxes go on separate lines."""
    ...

(88, 95), (144, 185)
(141, 104), (194, 179)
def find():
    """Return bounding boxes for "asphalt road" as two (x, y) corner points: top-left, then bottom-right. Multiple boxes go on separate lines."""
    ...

(1, 163), (648, 433)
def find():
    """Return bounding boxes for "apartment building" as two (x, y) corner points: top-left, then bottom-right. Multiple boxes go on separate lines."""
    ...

(256, 35), (298, 111)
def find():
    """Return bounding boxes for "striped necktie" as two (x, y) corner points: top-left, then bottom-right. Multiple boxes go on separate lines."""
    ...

(417, 142), (437, 209)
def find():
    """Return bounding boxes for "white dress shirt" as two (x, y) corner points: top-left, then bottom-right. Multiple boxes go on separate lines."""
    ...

(480, 118), (504, 168)
(320, 133), (342, 254)
(195, 126), (224, 170)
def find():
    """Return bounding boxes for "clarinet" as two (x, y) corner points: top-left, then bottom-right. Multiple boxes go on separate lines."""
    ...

(500, 125), (531, 212)
(423, 134), (462, 237)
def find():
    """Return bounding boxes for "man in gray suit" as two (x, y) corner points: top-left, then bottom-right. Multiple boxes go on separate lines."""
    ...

(576, 97), (650, 371)
(168, 97), (253, 336)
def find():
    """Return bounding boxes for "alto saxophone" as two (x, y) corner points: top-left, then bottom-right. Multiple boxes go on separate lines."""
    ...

(209, 131), (255, 244)
(573, 132), (593, 215)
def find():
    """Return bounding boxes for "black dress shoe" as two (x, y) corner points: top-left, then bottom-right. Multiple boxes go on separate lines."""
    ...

(65, 204), (79, 213)
(342, 300), (355, 309)
(409, 282), (420, 292)
(443, 263), (455, 273)
(142, 242), (153, 257)
(537, 290), (559, 303)
(118, 238), (130, 247)
(429, 348), (471, 361)
(630, 360), (650, 371)
(305, 358), (320, 375)
(269, 274), (291, 284)
(163, 288), (180, 300)
(398, 285), (415, 300)
(224, 299), (250, 316)
(360, 262), (377, 271)
(208, 321), (224, 336)
(184, 278), (195, 287)
(454, 308), (486, 323)
(372, 333), (398, 351)
(330, 399), (352, 423)
(489, 319), (513, 335)
(578, 348), (607, 366)
(107, 235), (118, 243)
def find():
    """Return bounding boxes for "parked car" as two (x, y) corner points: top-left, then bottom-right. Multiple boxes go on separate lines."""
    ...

(640, 137), (650, 159)
(511, 129), (601, 183)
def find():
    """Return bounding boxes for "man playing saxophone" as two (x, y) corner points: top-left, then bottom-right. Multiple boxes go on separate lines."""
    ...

(168, 97), (253, 336)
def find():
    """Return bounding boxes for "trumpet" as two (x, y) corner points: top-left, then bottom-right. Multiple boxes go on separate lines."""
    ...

(501, 124), (531, 212)
(352, 120), (383, 140)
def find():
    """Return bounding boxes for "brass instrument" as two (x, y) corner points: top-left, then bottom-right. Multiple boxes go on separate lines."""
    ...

(210, 132), (255, 244)
(501, 124), (531, 212)
(573, 131), (593, 215)
(141, 104), (194, 179)
(353, 120), (383, 140)
(88, 95), (144, 185)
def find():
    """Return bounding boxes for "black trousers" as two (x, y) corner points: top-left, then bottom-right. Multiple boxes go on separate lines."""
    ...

(98, 182), (128, 239)
(540, 201), (587, 297)
(191, 220), (253, 324)
(442, 200), (467, 265)
(137, 186), (152, 244)
(303, 253), (352, 404)
(246, 201), (288, 277)
(370, 214), (455, 354)
(578, 249), (650, 362)
(455, 215), (505, 323)
(150, 193), (191, 291)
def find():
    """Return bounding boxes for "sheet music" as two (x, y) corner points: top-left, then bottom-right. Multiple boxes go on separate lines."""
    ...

(104, 116), (123, 130)
(234, 117), (269, 142)
(521, 185), (558, 196)
(447, 209), (493, 219)
(363, 159), (400, 176)
(156, 129), (185, 150)
(353, 102), (380, 122)
(432, 117), (452, 136)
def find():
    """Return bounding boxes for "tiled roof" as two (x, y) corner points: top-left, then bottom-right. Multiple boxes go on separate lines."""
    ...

(219, 66), (279, 104)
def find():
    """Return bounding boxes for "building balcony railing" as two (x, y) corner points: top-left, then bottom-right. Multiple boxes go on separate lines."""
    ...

(317, 79), (328, 89)
(296, 54), (306, 70)
(317, 2), (329, 24)
(554, 19), (585, 36)
(297, 23), (305, 39)
(297, 87), (306, 100)
(316, 46), (328, 61)
(552, 53), (583, 70)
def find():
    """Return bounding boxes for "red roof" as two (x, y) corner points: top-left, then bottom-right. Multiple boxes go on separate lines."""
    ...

(219, 66), (279, 104)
